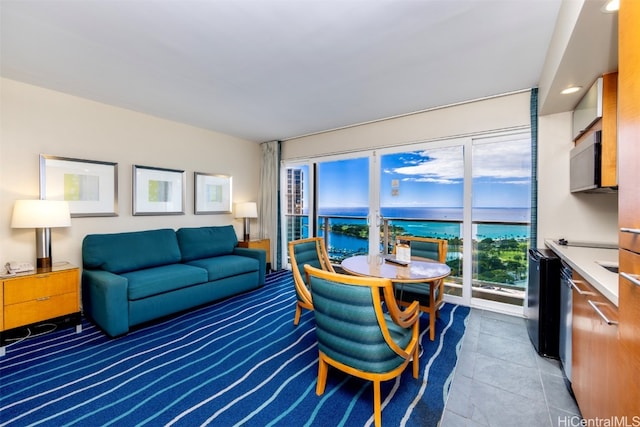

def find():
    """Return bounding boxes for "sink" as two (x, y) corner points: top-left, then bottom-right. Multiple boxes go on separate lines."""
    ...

(597, 261), (619, 274)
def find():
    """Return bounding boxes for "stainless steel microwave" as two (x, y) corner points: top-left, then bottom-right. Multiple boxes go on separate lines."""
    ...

(569, 130), (613, 193)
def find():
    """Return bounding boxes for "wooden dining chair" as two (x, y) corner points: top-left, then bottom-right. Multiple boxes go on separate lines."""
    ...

(392, 236), (448, 341)
(288, 237), (335, 325)
(304, 264), (420, 427)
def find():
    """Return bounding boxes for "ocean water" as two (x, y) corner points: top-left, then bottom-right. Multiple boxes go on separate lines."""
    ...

(309, 206), (531, 258)
(318, 206), (530, 223)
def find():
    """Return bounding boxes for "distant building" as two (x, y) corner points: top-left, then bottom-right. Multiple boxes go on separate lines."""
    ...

(286, 168), (305, 241)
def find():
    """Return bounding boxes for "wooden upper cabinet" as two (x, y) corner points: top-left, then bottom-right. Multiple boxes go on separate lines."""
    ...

(600, 72), (618, 188)
(574, 72), (618, 188)
(618, 0), (640, 243)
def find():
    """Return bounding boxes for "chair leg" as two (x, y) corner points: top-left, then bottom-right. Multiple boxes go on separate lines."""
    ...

(429, 285), (438, 340)
(429, 311), (436, 341)
(316, 355), (328, 395)
(412, 345), (419, 378)
(293, 304), (302, 326)
(373, 380), (382, 427)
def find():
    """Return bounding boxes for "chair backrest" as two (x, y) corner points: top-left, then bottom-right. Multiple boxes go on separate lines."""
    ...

(394, 236), (447, 263)
(305, 265), (419, 374)
(289, 237), (334, 286)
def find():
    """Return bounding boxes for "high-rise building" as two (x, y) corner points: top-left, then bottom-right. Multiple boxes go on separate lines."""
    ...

(286, 168), (305, 241)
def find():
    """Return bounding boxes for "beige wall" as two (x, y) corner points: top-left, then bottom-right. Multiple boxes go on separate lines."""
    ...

(1, 78), (618, 272)
(0, 78), (262, 269)
(537, 111), (618, 247)
(281, 91), (619, 247)
(283, 91), (531, 159)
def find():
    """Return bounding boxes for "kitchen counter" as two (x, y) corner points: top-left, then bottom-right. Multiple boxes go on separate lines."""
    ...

(545, 239), (619, 306)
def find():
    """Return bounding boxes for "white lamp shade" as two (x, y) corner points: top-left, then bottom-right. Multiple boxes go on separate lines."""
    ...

(11, 200), (71, 228)
(235, 202), (258, 219)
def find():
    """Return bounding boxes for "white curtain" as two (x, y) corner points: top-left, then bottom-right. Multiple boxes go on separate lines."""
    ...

(258, 140), (279, 268)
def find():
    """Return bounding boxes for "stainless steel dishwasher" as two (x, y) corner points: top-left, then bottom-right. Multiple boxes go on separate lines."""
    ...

(559, 260), (574, 392)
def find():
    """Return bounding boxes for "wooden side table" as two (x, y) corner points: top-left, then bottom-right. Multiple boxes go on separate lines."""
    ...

(238, 239), (271, 272)
(1, 263), (81, 356)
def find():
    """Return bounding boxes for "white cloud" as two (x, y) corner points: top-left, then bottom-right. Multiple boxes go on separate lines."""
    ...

(393, 146), (464, 183)
(472, 138), (531, 179)
(389, 139), (530, 182)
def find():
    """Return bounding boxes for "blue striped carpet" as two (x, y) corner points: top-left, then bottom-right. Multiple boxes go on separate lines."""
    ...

(0, 270), (469, 427)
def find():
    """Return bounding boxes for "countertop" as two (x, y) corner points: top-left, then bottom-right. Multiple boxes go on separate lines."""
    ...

(545, 239), (619, 306)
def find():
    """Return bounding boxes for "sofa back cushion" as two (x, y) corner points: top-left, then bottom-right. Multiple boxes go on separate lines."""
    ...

(83, 228), (182, 274)
(177, 225), (238, 262)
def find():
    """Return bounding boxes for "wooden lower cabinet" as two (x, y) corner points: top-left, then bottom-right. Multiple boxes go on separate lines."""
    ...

(572, 271), (620, 420)
(618, 249), (640, 417)
(1, 265), (81, 356)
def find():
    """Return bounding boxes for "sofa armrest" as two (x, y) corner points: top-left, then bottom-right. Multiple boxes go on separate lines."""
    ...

(82, 269), (130, 337)
(233, 247), (266, 286)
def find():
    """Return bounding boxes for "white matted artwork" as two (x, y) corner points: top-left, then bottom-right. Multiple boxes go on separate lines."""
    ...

(40, 154), (118, 217)
(194, 172), (232, 214)
(133, 165), (185, 215)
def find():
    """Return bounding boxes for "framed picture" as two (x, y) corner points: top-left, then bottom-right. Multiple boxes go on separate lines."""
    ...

(194, 172), (232, 214)
(133, 165), (185, 215)
(40, 155), (118, 217)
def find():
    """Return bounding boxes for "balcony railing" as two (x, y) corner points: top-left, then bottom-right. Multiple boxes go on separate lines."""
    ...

(314, 215), (530, 306)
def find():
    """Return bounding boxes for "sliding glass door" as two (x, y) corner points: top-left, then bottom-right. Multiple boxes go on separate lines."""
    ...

(281, 130), (531, 311)
(378, 145), (465, 297)
(316, 155), (375, 260)
(283, 163), (311, 265)
(471, 134), (531, 307)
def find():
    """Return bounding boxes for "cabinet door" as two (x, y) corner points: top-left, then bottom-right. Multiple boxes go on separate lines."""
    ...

(588, 294), (619, 419)
(618, 0), (640, 253)
(4, 270), (77, 305)
(4, 293), (78, 330)
(619, 249), (640, 416)
(617, 0), (640, 418)
(2, 268), (79, 331)
(571, 273), (619, 419)
(601, 72), (617, 188)
(571, 275), (593, 412)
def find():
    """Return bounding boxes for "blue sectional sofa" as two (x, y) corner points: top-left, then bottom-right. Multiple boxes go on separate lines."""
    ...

(81, 225), (266, 337)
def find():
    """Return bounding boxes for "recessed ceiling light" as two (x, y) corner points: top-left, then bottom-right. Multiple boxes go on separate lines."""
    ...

(561, 86), (582, 95)
(602, 0), (619, 12)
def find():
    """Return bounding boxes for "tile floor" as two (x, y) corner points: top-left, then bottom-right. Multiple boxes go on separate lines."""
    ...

(441, 309), (582, 427)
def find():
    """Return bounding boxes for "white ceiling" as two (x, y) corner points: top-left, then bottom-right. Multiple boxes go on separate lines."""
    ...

(1, 0), (576, 143)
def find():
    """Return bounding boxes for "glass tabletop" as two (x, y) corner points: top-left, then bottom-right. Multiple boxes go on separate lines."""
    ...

(341, 255), (451, 283)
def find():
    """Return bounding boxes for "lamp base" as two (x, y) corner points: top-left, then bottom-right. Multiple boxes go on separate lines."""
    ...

(37, 257), (52, 271)
(243, 217), (251, 242)
(35, 227), (52, 271)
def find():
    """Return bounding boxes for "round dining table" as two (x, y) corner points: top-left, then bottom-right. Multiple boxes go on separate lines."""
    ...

(340, 254), (451, 283)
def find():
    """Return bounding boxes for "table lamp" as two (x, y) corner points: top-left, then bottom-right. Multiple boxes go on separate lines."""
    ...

(235, 202), (257, 242)
(11, 199), (71, 270)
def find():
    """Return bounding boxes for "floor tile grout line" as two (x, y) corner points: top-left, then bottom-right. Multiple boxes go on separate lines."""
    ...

(442, 308), (578, 427)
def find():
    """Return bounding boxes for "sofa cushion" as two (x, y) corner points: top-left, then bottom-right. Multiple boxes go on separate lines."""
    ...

(186, 254), (258, 281)
(83, 229), (182, 274)
(177, 226), (238, 262)
(122, 264), (208, 301)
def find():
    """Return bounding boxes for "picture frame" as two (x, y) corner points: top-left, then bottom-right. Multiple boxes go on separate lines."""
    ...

(194, 172), (232, 214)
(133, 165), (185, 216)
(40, 154), (118, 217)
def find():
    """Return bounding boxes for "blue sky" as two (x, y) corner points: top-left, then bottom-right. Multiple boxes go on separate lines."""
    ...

(318, 158), (370, 207)
(380, 146), (464, 208)
(316, 138), (532, 210)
